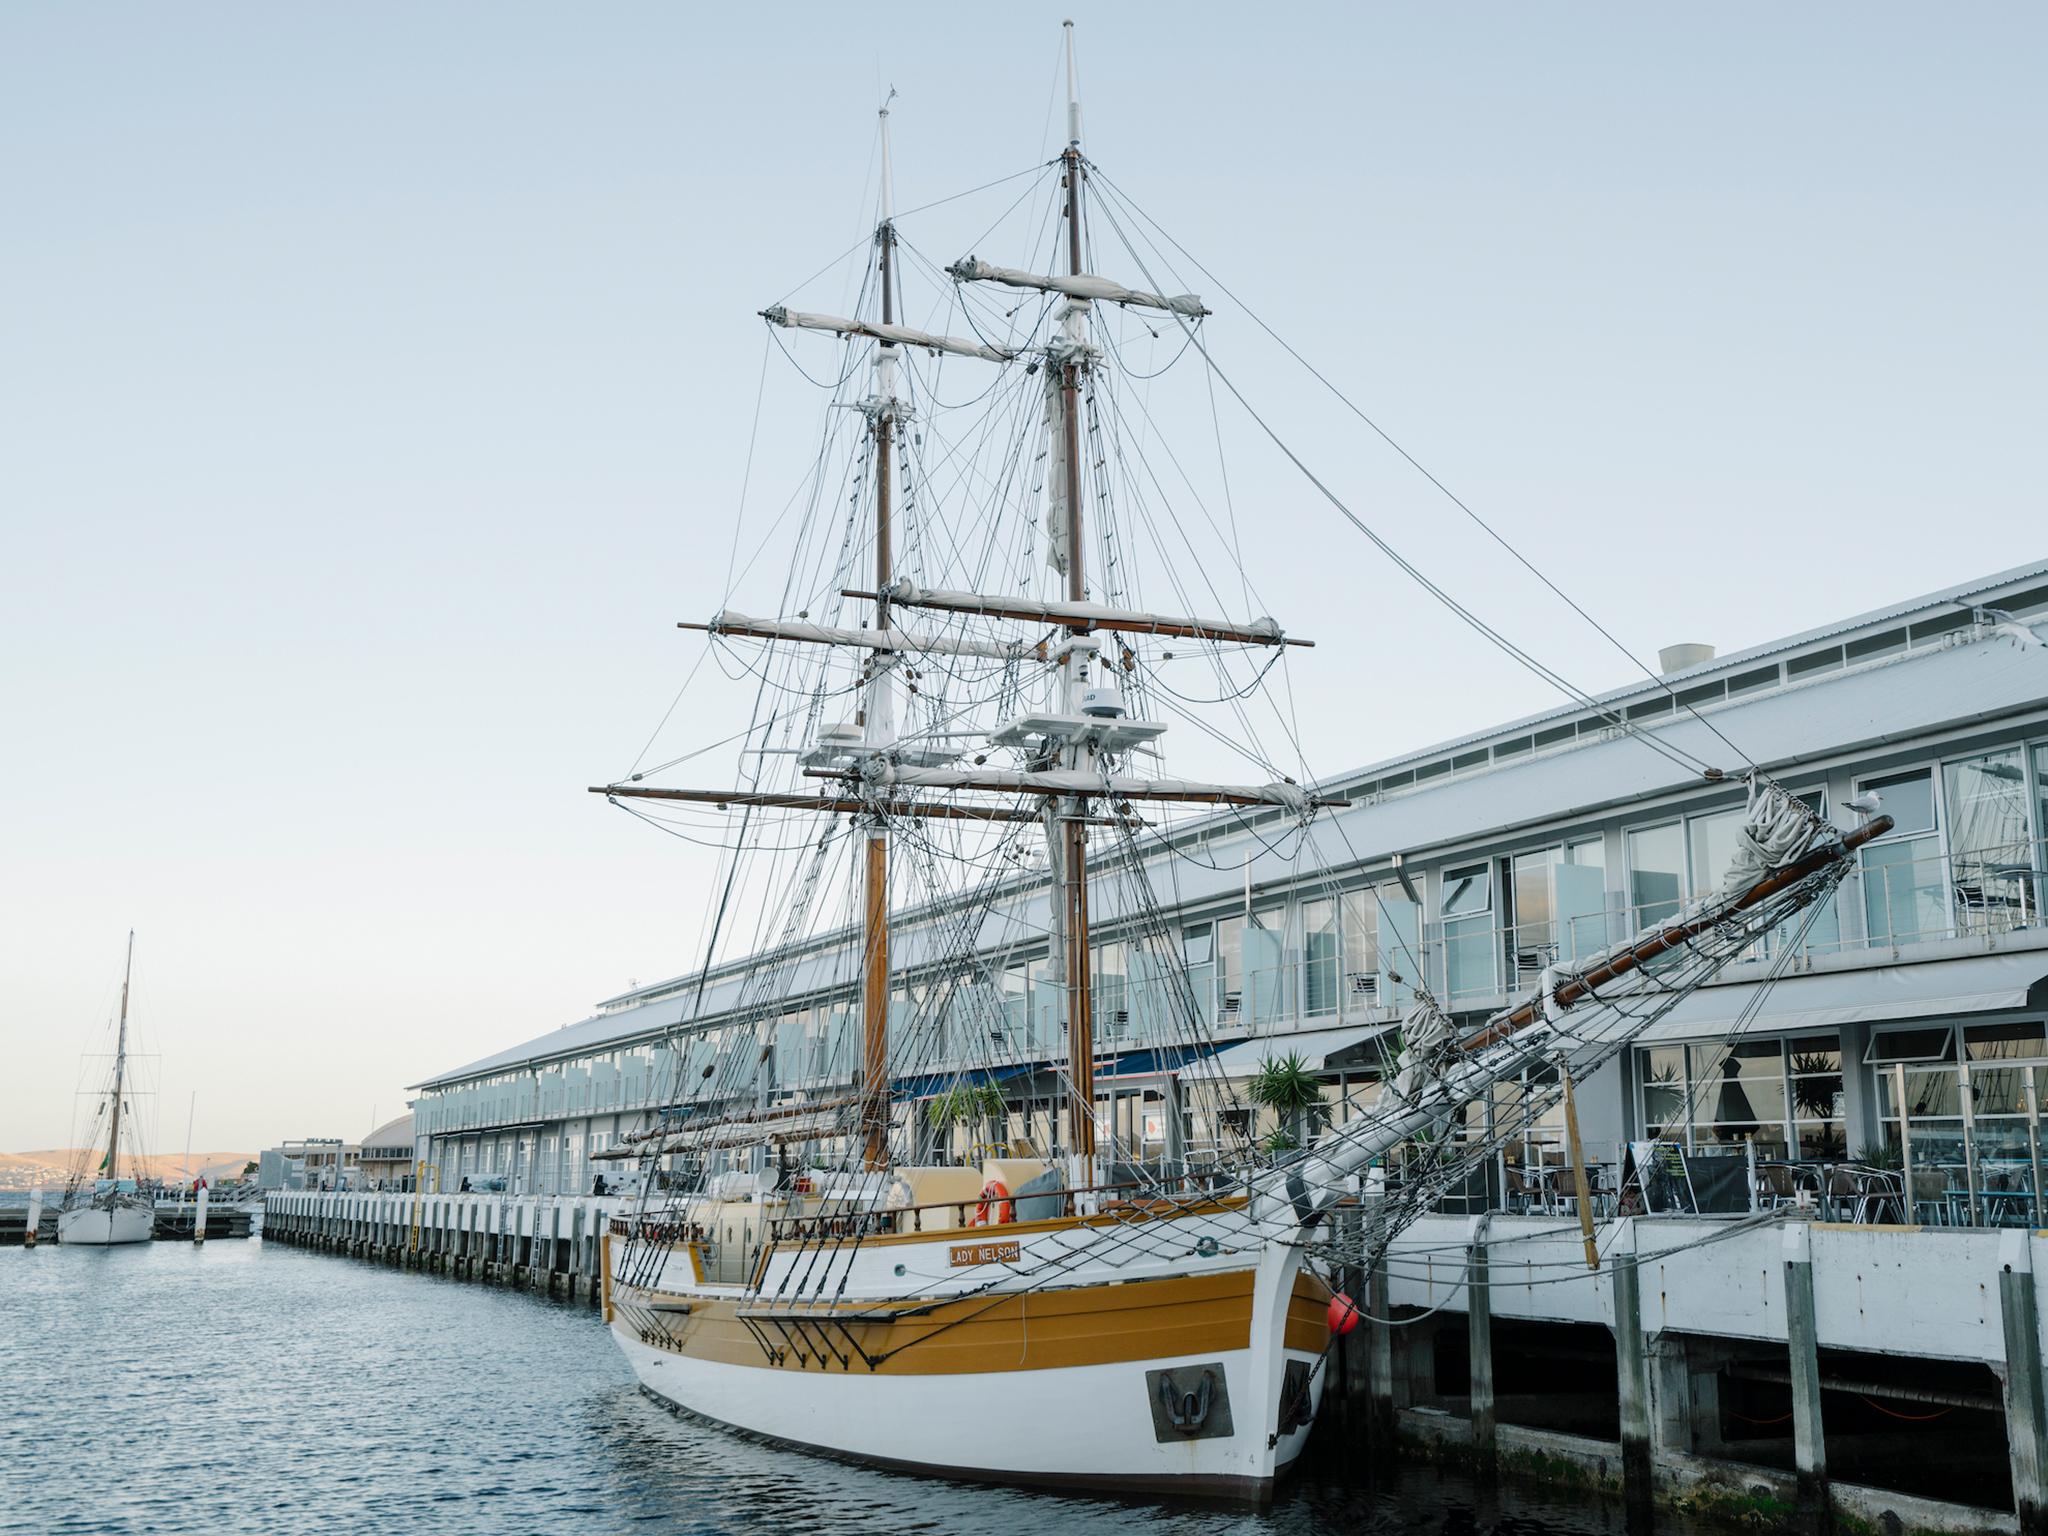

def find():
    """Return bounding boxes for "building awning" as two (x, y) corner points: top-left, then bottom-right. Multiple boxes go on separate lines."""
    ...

(1636, 951), (2048, 1043)
(1194, 1022), (1394, 1078)
(892, 1061), (1036, 1099)
(1100, 1042), (1215, 1079)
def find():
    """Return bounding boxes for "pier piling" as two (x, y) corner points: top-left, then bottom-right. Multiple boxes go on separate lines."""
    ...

(1611, 1219), (1655, 1536)
(1782, 1223), (1833, 1536)
(1367, 1252), (1397, 1463)
(1466, 1214), (1495, 1478)
(2002, 1230), (2048, 1536)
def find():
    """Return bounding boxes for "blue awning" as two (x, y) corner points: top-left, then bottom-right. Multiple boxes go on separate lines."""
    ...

(892, 1061), (1036, 1099)
(1100, 1042), (1216, 1078)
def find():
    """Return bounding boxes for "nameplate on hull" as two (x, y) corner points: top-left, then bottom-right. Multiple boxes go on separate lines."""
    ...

(949, 1240), (1021, 1266)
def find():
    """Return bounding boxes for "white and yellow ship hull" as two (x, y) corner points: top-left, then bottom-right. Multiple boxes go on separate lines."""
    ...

(605, 1212), (1331, 1499)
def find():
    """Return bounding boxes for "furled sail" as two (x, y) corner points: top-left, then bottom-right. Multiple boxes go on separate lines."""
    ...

(760, 305), (1020, 362)
(830, 763), (1341, 809)
(946, 256), (1208, 317)
(694, 609), (1037, 660)
(871, 581), (1297, 646)
(1042, 365), (1069, 576)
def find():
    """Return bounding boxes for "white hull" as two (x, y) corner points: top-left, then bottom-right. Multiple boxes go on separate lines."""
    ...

(57, 1204), (155, 1246)
(614, 1322), (1321, 1496)
(607, 1217), (1327, 1499)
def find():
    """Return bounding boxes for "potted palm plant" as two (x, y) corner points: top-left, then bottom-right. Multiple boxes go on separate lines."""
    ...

(1247, 1052), (1331, 1159)
(1790, 1052), (1846, 1158)
(925, 1082), (1007, 1162)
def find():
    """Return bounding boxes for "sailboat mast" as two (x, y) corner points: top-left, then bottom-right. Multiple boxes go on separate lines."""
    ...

(106, 930), (134, 1183)
(1056, 21), (1097, 1177)
(861, 100), (901, 1171)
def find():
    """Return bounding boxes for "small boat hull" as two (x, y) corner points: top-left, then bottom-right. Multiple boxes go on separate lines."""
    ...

(57, 1204), (155, 1246)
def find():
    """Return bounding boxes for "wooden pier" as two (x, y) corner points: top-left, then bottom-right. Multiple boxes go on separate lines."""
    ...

(263, 1190), (619, 1304)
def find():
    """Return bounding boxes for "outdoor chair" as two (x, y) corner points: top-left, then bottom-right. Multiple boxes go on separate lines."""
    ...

(1827, 1165), (1902, 1223)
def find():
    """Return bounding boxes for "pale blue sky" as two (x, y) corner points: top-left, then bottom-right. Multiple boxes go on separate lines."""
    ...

(3, 4), (2041, 1150)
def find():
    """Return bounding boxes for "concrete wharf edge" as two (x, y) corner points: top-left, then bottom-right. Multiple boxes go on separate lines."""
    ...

(263, 1190), (620, 1306)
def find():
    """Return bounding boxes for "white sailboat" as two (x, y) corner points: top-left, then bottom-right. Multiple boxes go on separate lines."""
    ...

(59, 932), (155, 1246)
(591, 27), (1889, 1498)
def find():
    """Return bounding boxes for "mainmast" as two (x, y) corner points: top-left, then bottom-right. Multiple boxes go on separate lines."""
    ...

(1054, 21), (1096, 1183)
(861, 97), (901, 1171)
(106, 930), (134, 1184)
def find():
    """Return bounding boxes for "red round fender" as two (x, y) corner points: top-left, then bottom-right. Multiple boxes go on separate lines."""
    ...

(971, 1179), (1014, 1227)
(1327, 1292), (1363, 1337)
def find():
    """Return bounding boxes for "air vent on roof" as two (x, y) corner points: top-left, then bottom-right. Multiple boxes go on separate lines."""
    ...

(1726, 664), (1779, 698)
(1658, 643), (1716, 674)
(1846, 627), (1907, 662)
(1910, 609), (1974, 643)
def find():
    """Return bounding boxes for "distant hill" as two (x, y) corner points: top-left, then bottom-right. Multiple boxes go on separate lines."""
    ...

(0, 1150), (255, 1191)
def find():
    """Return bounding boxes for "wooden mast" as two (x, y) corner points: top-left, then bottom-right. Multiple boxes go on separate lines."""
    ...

(861, 101), (899, 1172)
(105, 930), (134, 1184)
(1057, 22), (1096, 1179)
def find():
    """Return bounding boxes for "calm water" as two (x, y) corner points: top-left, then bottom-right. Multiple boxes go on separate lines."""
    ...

(0, 1237), (1677, 1536)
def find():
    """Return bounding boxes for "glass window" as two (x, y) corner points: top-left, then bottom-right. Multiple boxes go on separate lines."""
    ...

(1565, 837), (1605, 870)
(1876, 1068), (1963, 1119)
(2037, 742), (2048, 872)
(1639, 1045), (1686, 1137)
(1441, 863), (1496, 1001)
(1442, 864), (1491, 917)
(1215, 915), (1243, 1013)
(1945, 749), (2034, 935)
(1689, 1039), (1788, 1146)
(1969, 1062), (2032, 1118)
(1302, 897), (1340, 1016)
(1341, 890), (1381, 1003)
(1686, 807), (1746, 899)
(1859, 771), (1943, 946)
(1865, 1026), (1955, 1064)
(1787, 1036), (1846, 1159)
(1627, 823), (1685, 926)
(1965, 1021), (2047, 1061)
(1865, 769), (1936, 836)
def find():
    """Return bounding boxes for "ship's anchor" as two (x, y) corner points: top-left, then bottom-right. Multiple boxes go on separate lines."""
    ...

(1157, 1369), (1215, 1434)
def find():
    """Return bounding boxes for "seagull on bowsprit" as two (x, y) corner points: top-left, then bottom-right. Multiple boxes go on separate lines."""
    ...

(1840, 790), (1883, 820)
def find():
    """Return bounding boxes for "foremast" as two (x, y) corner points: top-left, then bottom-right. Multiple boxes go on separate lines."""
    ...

(105, 930), (134, 1185)
(860, 99), (901, 1172)
(1052, 22), (1097, 1185)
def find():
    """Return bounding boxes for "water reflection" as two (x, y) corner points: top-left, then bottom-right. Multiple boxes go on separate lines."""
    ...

(1, 1239), (1676, 1536)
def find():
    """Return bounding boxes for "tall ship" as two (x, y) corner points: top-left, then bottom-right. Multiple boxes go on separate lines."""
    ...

(58, 932), (155, 1246)
(592, 27), (1888, 1498)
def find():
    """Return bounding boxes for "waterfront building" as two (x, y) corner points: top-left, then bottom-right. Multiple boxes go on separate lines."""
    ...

(410, 563), (2048, 1214)
(258, 1137), (357, 1192)
(357, 1114), (416, 1190)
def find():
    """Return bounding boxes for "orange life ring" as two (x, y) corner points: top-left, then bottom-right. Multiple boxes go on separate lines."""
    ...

(971, 1179), (1013, 1227)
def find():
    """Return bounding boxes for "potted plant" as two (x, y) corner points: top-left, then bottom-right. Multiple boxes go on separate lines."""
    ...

(925, 1082), (1007, 1162)
(1248, 1052), (1330, 1159)
(1790, 1053), (1846, 1157)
